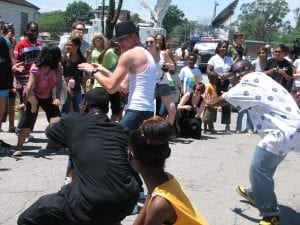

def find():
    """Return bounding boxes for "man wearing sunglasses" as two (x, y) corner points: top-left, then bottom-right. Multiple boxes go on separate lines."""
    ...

(206, 60), (300, 225)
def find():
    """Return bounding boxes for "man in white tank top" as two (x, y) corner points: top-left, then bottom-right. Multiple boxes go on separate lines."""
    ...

(79, 21), (156, 130)
(79, 21), (156, 206)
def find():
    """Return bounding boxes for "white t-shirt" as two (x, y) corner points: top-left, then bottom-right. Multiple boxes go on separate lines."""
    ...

(223, 72), (300, 156)
(207, 54), (233, 74)
(179, 66), (203, 93)
(293, 59), (300, 87)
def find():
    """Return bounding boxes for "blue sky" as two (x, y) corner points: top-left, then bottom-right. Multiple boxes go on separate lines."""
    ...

(29, 0), (298, 27)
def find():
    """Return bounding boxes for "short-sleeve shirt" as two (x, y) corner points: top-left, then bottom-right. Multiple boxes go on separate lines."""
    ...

(30, 63), (59, 99)
(223, 72), (300, 156)
(207, 54), (233, 74)
(14, 39), (42, 87)
(264, 58), (293, 91)
(179, 66), (203, 93)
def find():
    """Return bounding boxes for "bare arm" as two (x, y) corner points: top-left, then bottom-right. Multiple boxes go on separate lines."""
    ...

(53, 66), (62, 106)
(177, 93), (193, 110)
(205, 95), (228, 108)
(25, 74), (37, 100)
(78, 52), (132, 92)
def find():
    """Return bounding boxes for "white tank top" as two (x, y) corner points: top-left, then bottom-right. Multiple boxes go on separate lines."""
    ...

(155, 51), (169, 85)
(127, 47), (156, 111)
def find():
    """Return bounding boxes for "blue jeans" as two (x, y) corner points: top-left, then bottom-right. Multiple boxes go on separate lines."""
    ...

(61, 90), (82, 114)
(246, 146), (286, 217)
(236, 110), (253, 131)
(120, 109), (154, 131)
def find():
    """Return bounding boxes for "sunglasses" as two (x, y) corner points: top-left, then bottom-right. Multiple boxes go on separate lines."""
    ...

(233, 66), (249, 74)
(274, 50), (283, 53)
(195, 88), (202, 92)
(146, 40), (154, 44)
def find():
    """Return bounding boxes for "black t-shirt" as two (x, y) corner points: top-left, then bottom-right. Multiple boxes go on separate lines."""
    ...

(47, 112), (139, 223)
(62, 54), (86, 91)
(265, 58), (293, 91)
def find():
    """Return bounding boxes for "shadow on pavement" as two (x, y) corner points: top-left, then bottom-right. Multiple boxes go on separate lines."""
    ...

(231, 207), (259, 223)
(232, 204), (300, 225)
(279, 204), (300, 225)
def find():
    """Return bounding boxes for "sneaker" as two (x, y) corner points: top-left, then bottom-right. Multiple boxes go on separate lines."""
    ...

(25, 134), (34, 143)
(259, 216), (279, 225)
(236, 185), (256, 206)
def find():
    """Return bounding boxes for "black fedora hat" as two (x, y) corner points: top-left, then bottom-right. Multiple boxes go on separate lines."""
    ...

(115, 21), (139, 40)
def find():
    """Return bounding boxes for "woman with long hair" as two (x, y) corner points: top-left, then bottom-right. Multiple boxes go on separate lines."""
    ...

(145, 35), (176, 125)
(61, 33), (86, 114)
(252, 46), (268, 72)
(12, 47), (62, 156)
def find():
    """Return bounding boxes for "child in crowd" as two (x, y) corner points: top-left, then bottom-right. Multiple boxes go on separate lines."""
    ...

(203, 73), (218, 134)
(129, 116), (209, 225)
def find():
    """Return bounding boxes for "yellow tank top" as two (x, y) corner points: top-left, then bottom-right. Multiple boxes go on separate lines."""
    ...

(147, 173), (209, 225)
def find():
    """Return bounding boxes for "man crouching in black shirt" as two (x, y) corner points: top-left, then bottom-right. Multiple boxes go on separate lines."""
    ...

(18, 87), (139, 225)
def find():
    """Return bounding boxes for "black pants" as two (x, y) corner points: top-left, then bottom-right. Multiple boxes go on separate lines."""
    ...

(18, 193), (70, 225)
(18, 192), (123, 225)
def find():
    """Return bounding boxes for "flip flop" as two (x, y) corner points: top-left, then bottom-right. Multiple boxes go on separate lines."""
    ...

(12, 150), (22, 157)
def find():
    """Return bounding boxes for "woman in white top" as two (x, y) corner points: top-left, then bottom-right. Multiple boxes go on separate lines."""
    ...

(207, 41), (233, 133)
(251, 46), (268, 72)
(146, 35), (176, 125)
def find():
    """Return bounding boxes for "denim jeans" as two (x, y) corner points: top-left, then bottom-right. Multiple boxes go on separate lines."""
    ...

(120, 109), (154, 131)
(245, 146), (286, 217)
(236, 110), (253, 131)
(61, 90), (82, 114)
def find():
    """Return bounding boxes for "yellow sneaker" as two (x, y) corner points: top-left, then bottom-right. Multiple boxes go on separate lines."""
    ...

(236, 185), (256, 206)
(259, 216), (279, 225)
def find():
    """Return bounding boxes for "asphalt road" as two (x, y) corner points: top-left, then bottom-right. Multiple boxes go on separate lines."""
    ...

(1, 111), (300, 225)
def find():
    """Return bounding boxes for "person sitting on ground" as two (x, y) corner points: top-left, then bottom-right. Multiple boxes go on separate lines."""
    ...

(18, 87), (139, 225)
(175, 82), (205, 139)
(129, 116), (209, 225)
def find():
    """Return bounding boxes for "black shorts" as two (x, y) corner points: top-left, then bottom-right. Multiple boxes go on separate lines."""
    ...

(22, 95), (60, 129)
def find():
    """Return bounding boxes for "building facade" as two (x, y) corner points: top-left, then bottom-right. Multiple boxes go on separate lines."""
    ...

(0, 0), (39, 40)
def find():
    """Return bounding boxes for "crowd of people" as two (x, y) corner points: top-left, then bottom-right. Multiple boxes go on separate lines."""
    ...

(1, 18), (300, 225)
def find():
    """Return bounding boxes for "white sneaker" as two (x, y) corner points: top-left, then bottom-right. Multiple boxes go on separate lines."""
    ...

(25, 134), (34, 143)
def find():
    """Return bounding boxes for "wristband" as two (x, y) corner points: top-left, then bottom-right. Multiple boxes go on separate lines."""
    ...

(91, 68), (100, 78)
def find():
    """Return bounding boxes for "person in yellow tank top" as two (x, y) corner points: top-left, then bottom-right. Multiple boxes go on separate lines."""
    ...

(128, 116), (209, 225)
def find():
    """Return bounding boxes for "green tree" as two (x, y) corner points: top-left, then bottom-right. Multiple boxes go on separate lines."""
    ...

(38, 11), (67, 40)
(162, 5), (186, 34)
(130, 13), (146, 24)
(235, 0), (291, 42)
(65, 1), (94, 27)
